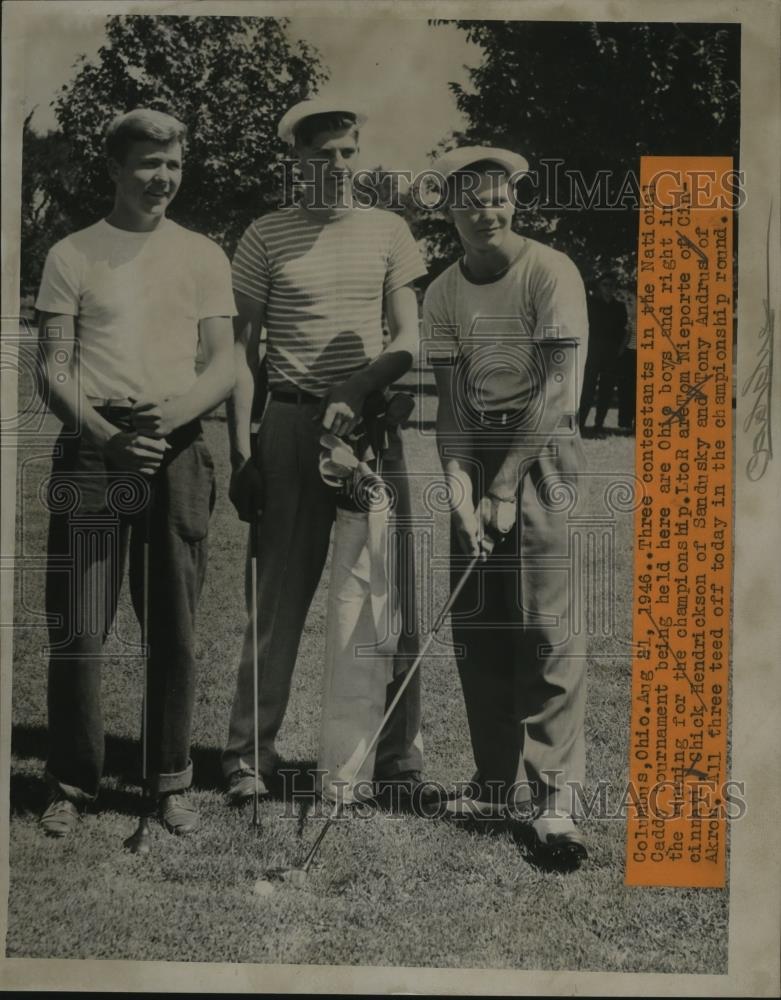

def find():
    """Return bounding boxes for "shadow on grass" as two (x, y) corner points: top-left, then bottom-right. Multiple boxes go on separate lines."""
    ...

(10, 724), (321, 818)
(10, 771), (143, 820)
(580, 425), (634, 439)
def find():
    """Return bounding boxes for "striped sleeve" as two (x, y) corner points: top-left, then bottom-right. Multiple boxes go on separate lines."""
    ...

(384, 218), (427, 296)
(231, 222), (271, 307)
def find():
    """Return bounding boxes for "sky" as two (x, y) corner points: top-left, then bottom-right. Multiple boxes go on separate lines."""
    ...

(23, 13), (477, 176)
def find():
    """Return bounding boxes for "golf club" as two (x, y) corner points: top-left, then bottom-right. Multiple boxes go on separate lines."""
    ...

(319, 431), (344, 453)
(249, 503), (261, 831)
(319, 436), (386, 493)
(124, 486), (154, 855)
(252, 553), (479, 894)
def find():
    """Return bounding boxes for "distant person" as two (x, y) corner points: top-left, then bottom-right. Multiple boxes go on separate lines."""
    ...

(615, 286), (637, 433)
(222, 97), (431, 809)
(578, 272), (627, 436)
(35, 109), (236, 838)
(425, 147), (590, 870)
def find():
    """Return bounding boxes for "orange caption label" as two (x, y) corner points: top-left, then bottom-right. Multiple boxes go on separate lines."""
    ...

(626, 156), (734, 888)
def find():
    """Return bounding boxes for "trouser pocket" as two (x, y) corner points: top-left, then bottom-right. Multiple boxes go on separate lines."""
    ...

(164, 435), (215, 542)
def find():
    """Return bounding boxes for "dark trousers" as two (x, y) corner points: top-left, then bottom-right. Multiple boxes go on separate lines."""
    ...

(617, 348), (637, 428)
(449, 436), (587, 814)
(45, 412), (215, 802)
(578, 347), (621, 429)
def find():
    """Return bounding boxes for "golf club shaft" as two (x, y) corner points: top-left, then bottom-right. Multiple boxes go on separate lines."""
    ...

(301, 554), (479, 873)
(250, 513), (260, 828)
(343, 553), (478, 787)
(141, 491), (152, 788)
(125, 487), (154, 853)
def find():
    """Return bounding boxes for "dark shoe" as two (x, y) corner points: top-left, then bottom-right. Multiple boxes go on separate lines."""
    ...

(158, 792), (199, 835)
(40, 793), (81, 838)
(225, 768), (269, 806)
(531, 817), (588, 871)
(373, 771), (444, 814)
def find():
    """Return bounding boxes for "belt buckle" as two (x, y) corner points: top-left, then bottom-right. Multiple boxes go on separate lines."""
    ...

(478, 410), (508, 427)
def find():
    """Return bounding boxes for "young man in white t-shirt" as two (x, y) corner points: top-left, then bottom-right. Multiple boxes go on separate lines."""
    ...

(222, 98), (430, 808)
(424, 147), (590, 870)
(35, 109), (236, 838)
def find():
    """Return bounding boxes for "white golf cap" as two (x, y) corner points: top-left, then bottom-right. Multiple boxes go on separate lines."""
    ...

(430, 145), (529, 182)
(277, 96), (369, 144)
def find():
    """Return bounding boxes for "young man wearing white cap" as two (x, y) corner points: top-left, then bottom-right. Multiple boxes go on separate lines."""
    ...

(222, 98), (429, 806)
(424, 147), (590, 869)
(35, 109), (236, 837)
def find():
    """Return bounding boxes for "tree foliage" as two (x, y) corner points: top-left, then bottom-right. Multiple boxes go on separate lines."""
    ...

(414, 20), (740, 284)
(21, 15), (327, 290)
(20, 114), (74, 296)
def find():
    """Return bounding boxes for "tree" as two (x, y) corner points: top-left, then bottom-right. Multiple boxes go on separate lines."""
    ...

(20, 113), (75, 295)
(22, 14), (327, 290)
(415, 20), (740, 284)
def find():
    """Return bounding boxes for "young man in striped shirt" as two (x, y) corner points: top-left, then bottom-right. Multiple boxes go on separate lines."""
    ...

(222, 98), (428, 807)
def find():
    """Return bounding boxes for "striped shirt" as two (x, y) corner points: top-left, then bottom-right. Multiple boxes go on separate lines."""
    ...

(232, 206), (427, 394)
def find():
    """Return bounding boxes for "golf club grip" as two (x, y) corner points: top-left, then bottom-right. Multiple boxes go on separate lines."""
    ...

(339, 555), (479, 796)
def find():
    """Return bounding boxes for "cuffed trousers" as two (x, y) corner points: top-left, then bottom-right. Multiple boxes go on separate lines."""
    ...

(45, 415), (214, 802)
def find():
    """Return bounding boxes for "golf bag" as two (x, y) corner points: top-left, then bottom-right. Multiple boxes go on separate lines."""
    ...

(317, 394), (410, 804)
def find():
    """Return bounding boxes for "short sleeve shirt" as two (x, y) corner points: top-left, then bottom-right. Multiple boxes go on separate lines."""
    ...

(35, 219), (236, 401)
(422, 238), (588, 414)
(231, 206), (427, 394)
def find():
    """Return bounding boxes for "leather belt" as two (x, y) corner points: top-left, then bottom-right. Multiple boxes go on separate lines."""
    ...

(473, 410), (578, 430)
(87, 397), (134, 409)
(270, 387), (322, 405)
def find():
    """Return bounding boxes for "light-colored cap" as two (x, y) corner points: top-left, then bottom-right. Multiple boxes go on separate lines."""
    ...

(430, 145), (529, 181)
(277, 96), (369, 144)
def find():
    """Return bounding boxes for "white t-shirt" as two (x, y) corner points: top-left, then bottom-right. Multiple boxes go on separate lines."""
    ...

(422, 238), (588, 416)
(36, 218), (237, 401)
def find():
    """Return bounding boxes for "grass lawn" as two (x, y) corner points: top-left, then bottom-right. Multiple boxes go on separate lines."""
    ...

(5, 362), (728, 971)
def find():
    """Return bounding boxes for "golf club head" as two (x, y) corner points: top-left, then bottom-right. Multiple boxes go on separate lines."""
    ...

(329, 445), (360, 470)
(319, 454), (352, 483)
(319, 432), (344, 452)
(124, 815), (152, 855)
(253, 867), (309, 894)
